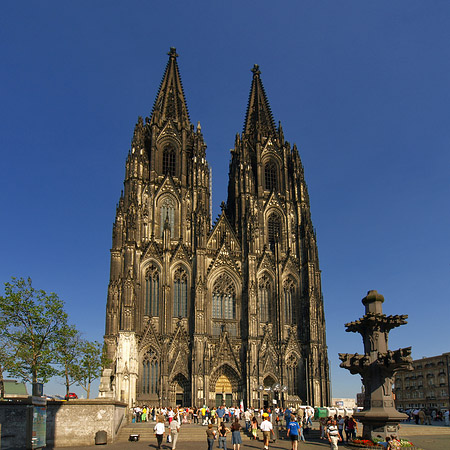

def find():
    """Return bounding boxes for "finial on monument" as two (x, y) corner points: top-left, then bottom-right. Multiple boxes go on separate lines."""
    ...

(168, 47), (178, 58)
(251, 64), (261, 76)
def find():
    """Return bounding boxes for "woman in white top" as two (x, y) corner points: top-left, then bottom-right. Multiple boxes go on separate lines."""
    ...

(154, 416), (165, 449)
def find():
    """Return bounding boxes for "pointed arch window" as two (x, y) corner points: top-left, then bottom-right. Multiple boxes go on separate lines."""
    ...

(212, 273), (236, 320)
(145, 265), (160, 316)
(142, 349), (159, 395)
(283, 278), (295, 324)
(268, 213), (281, 251)
(160, 196), (175, 236)
(258, 275), (272, 323)
(264, 161), (277, 191)
(163, 144), (176, 177)
(286, 354), (299, 395)
(173, 267), (188, 317)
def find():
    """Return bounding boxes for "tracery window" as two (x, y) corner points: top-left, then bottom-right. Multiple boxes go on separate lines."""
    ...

(268, 213), (281, 251)
(264, 161), (277, 191)
(283, 278), (295, 324)
(212, 273), (236, 320)
(142, 349), (159, 395)
(160, 196), (175, 236)
(286, 354), (299, 394)
(258, 275), (272, 323)
(173, 267), (188, 317)
(162, 145), (176, 176)
(145, 265), (160, 316)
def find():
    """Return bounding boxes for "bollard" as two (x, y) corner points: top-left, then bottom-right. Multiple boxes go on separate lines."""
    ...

(95, 430), (107, 445)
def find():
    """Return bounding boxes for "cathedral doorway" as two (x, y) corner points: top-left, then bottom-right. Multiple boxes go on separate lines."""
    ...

(170, 373), (190, 407)
(262, 375), (276, 409)
(211, 365), (241, 407)
(215, 374), (233, 407)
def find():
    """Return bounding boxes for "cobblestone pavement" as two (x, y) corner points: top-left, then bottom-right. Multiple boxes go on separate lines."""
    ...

(45, 422), (450, 450)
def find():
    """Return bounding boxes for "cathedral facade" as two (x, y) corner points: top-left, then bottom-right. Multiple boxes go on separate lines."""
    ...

(103, 48), (330, 409)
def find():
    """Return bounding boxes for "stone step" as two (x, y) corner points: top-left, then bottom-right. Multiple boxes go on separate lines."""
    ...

(116, 422), (320, 443)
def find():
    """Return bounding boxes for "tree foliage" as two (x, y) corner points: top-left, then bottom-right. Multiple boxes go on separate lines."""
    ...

(71, 340), (105, 399)
(55, 324), (82, 397)
(0, 277), (68, 383)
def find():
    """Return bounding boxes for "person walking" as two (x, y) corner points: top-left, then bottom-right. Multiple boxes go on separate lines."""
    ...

(218, 422), (230, 450)
(231, 417), (242, 450)
(327, 419), (342, 450)
(206, 423), (216, 450)
(286, 414), (300, 450)
(260, 413), (275, 450)
(153, 416), (165, 450)
(169, 416), (180, 450)
(251, 416), (258, 440)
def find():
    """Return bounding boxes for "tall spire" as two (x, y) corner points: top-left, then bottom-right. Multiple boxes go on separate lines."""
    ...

(151, 47), (190, 128)
(243, 64), (277, 140)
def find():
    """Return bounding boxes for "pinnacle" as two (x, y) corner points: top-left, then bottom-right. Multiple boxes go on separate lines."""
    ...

(150, 48), (190, 127)
(243, 64), (277, 140)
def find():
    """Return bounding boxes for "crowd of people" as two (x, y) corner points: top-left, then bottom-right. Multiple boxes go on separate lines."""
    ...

(402, 407), (450, 426)
(130, 404), (442, 449)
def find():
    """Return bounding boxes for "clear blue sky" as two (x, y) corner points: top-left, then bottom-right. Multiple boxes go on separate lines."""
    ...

(1, 1), (449, 400)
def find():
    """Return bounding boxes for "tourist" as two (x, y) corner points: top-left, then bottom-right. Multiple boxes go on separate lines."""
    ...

(337, 415), (345, 441)
(347, 416), (357, 441)
(327, 419), (342, 450)
(260, 413), (274, 450)
(284, 406), (292, 429)
(218, 422), (230, 450)
(386, 436), (401, 449)
(206, 423), (216, 450)
(217, 405), (225, 426)
(306, 407), (313, 428)
(231, 416), (242, 450)
(251, 416), (258, 440)
(418, 409), (425, 424)
(169, 417), (180, 450)
(193, 406), (199, 424)
(319, 416), (328, 440)
(154, 416), (165, 450)
(244, 408), (252, 432)
(444, 409), (449, 426)
(286, 414), (300, 450)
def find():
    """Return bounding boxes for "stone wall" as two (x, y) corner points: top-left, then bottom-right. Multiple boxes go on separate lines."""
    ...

(0, 398), (127, 449)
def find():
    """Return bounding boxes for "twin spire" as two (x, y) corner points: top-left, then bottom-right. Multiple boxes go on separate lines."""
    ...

(151, 49), (277, 140)
(243, 64), (277, 140)
(151, 47), (190, 128)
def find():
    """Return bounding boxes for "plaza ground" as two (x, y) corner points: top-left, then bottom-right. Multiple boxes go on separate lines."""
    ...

(48, 421), (450, 450)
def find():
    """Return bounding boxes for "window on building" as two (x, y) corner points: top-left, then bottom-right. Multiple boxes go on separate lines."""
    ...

(173, 267), (188, 317)
(264, 161), (277, 191)
(212, 273), (236, 320)
(162, 145), (176, 176)
(160, 196), (175, 236)
(283, 278), (295, 324)
(268, 213), (281, 251)
(258, 275), (272, 323)
(142, 350), (159, 395)
(145, 265), (160, 316)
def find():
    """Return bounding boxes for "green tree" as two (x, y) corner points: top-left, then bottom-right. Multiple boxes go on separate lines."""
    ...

(0, 277), (68, 384)
(72, 340), (105, 399)
(55, 324), (82, 398)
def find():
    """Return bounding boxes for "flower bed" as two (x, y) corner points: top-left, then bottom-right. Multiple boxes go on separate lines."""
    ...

(347, 438), (421, 449)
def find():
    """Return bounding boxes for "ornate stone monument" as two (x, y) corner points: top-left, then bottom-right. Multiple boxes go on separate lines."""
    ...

(339, 290), (412, 440)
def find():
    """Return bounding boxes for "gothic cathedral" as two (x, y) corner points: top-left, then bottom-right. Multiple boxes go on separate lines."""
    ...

(102, 48), (330, 409)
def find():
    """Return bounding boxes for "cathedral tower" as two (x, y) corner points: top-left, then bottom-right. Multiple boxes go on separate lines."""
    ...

(102, 49), (330, 408)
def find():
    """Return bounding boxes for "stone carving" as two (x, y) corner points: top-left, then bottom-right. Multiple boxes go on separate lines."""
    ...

(339, 290), (412, 440)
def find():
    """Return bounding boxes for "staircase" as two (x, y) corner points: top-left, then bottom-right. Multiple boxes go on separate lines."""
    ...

(115, 421), (321, 443)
